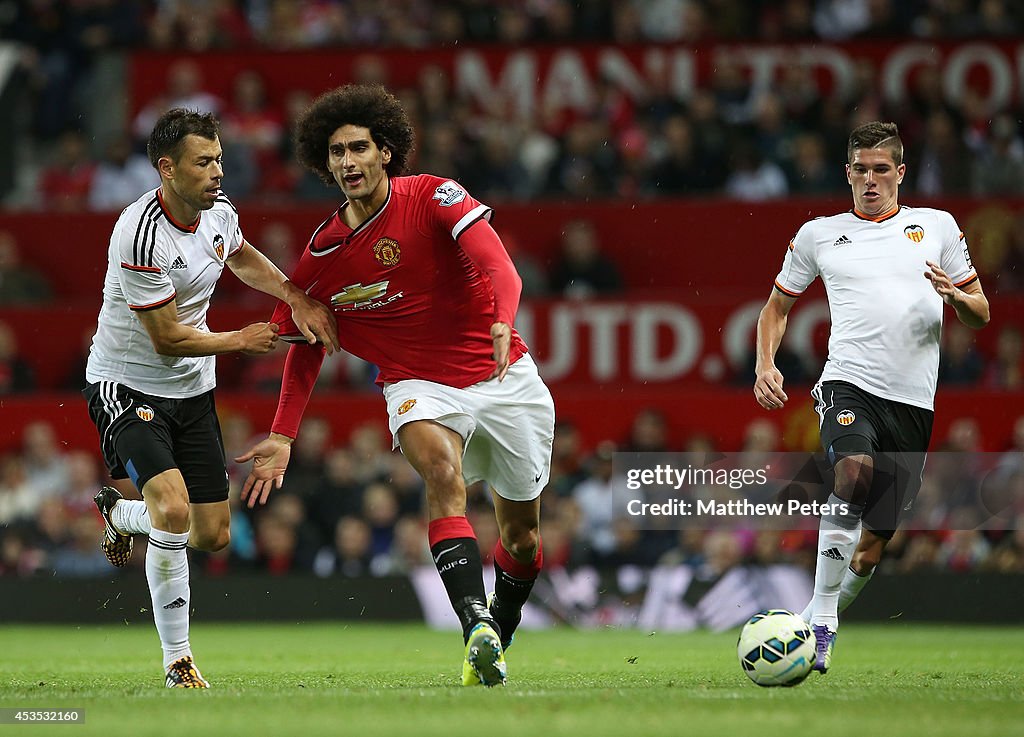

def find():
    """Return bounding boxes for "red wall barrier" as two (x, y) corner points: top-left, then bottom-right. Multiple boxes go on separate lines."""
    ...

(4, 197), (1022, 300)
(3, 295), (1022, 391)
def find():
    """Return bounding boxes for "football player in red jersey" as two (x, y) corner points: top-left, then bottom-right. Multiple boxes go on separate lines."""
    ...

(236, 85), (555, 686)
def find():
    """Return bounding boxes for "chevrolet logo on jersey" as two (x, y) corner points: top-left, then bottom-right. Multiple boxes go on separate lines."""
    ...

(331, 281), (390, 308)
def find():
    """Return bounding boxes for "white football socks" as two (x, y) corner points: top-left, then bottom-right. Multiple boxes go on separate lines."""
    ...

(146, 528), (192, 669)
(110, 498), (153, 536)
(809, 494), (863, 630)
(801, 564), (875, 622)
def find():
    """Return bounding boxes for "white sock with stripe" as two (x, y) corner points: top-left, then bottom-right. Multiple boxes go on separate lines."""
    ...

(801, 563), (874, 623)
(809, 494), (862, 630)
(110, 499), (152, 536)
(146, 528), (192, 669)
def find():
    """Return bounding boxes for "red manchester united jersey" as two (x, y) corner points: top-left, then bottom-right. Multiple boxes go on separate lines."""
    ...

(272, 174), (527, 387)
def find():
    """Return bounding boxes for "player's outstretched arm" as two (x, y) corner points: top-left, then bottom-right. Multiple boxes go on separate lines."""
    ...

(924, 261), (990, 329)
(235, 433), (294, 508)
(137, 299), (279, 356)
(754, 288), (797, 410)
(226, 241), (340, 353)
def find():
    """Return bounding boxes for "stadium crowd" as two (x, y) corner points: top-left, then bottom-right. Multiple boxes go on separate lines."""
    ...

(1, 410), (1022, 578)
(1, 1), (1022, 583)
(6, 1), (1024, 208)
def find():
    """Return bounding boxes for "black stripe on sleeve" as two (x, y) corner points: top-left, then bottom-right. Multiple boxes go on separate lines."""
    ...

(131, 198), (159, 266)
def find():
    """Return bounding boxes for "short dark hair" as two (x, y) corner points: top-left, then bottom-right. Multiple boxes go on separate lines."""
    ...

(847, 121), (903, 166)
(294, 84), (414, 184)
(147, 108), (220, 168)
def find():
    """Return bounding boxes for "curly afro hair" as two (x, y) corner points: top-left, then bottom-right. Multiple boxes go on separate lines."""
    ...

(294, 84), (415, 185)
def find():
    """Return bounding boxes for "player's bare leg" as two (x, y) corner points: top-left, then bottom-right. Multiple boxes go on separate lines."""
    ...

(398, 420), (505, 685)
(489, 492), (542, 651)
(188, 501), (231, 552)
(141, 470), (208, 688)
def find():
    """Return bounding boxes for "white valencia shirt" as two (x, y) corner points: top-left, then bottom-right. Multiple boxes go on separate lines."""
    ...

(774, 206), (977, 410)
(86, 188), (244, 398)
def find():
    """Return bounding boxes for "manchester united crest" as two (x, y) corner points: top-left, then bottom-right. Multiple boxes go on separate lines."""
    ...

(904, 224), (924, 243)
(374, 237), (401, 267)
(397, 399), (417, 416)
(213, 233), (225, 260)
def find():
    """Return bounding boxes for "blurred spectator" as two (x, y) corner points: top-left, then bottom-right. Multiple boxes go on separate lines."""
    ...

(939, 321), (986, 385)
(971, 114), (1024, 196)
(547, 421), (589, 498)
(0, 454), (40, 526)
(983, 326), (1023, 390)
(280, 415), (332, 495)
(625, 408), (670, 452)
(255, 510), (299, 575)
(936, 529), (991, 572)
(88, 133), (159, 211)
(375, 515), (429, 575)
(0, 321), (36, 394)
(787, 132), (843, 194)
(647, 114), (714, 195)
(914, 111), (973, 197)
(572, 441), (620, 558)
(724, 138), (789, 201)
(132, 59), (223, 141)
(49, 514), (110, 577)
(221, 69), (285, 191)
(38, 130), (96, 211)
(548, 219), (624, 297)
(362, 482), (400, 557)
(22, 421), (69, 500)
(497, 229), (548, 299)
(62, 450), (104, 515)
(313, 516), (373, 577)
(0, 231), (54, 305)
(61, 324), (96, 391)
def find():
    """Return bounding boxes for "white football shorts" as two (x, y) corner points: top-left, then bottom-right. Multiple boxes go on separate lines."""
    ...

(383, 352), (555, 502)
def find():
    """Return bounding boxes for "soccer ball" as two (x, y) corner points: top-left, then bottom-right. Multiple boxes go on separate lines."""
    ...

(737, 609), (814, 687)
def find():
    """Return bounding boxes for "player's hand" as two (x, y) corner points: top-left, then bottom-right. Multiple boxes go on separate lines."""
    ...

(490, 322), (512, 381)
(290, 294), (339, 354)
(239, 322), (279, 354)
(235, 434), (292, 508)
(924, 260), (959, 304)
(754, 365), (788, 410)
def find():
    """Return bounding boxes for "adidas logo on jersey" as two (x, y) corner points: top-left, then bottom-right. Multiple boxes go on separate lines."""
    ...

(819, 547), (844, 560)
(833, 235), (852, 247)
(170, 256), (188, 270)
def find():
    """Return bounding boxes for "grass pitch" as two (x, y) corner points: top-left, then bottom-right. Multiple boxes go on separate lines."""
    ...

(1, 623), (1021, 737)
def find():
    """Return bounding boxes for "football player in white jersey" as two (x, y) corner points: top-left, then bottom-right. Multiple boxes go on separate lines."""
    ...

(753, 121), (989, 673)
(83, 109), (338, 688)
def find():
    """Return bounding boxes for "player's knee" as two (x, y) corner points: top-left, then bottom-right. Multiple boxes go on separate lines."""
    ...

(834, 455), (873, 500)
(152, 497), (190, 531)
(500, 524), (539, 563)
(191, 525), (230, 553)
(418, 457), (462, 492)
